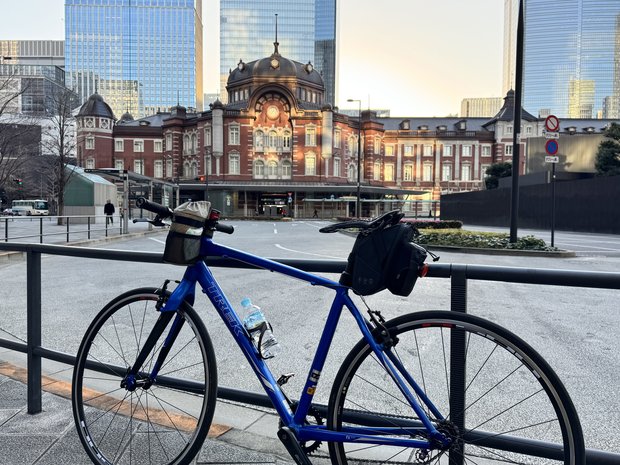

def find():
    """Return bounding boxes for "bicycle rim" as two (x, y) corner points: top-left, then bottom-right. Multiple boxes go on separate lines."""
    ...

(328, 311), (584, 465)
(72, 288), (217, 465)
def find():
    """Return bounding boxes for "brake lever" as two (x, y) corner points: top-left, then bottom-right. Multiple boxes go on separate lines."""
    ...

(132, 216), (168, 227)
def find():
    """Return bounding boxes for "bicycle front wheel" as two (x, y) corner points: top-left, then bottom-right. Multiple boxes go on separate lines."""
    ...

(72, 287), (217, 465)
(328, 310), (584, 465)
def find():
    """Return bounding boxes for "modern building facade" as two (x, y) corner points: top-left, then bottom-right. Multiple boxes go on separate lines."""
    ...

(519, 0), (620, 119)
(460, 97), (503, 117)
(219, 0), (336, 106)
(65, 0), (204, 120)
(0, 40), (65, 68)
(76, 45), (555, 218)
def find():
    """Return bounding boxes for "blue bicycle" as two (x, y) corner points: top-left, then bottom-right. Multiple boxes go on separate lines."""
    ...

(71, 198), (584, 465)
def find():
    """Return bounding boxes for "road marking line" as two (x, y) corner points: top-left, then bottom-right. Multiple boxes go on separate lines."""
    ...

(273, 223), (278, 234)
(149, 237), (166, 245)
(275, 243), (343, 260)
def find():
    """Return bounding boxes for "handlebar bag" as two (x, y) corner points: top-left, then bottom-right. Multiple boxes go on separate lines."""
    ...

(163, 201), (211, 265)
(340, 223), (427, 296)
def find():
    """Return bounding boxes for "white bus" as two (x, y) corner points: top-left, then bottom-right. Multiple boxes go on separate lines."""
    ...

(11, 199), (50, 216)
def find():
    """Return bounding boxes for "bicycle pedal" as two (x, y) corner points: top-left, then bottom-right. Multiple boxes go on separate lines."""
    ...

(277, 373), (295, 386)
(277, 427), (313, 465)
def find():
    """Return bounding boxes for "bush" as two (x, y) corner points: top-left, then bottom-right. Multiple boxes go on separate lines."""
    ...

(400, 219), (463, 229)
(415, 229), (554, 251)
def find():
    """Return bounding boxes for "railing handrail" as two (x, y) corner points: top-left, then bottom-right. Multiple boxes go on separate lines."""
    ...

(0, 241), (618, 464)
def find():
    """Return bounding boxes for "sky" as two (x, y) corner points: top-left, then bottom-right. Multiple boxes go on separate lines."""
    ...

(0, 0), (504, 117)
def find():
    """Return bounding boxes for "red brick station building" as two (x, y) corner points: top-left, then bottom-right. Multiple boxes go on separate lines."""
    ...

(75, 44), (537, 218)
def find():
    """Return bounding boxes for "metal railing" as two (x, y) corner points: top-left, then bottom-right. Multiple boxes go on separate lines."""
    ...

(0, 241), (618, 464)
(1, 215), (126, 243)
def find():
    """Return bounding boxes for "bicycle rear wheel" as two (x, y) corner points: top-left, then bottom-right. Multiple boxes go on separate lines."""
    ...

(72, 287), (217, 465)
(328, 310), (584, 465)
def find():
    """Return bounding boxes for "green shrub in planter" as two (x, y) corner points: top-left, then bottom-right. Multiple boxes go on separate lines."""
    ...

(416, 229), (554, 251)
(400, 219), (463, 229)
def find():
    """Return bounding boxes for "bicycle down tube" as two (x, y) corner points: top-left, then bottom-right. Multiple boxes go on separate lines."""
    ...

(153, 237), (446, 449)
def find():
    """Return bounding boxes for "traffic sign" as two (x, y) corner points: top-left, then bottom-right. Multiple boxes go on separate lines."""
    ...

(545, 115), (560, 132)
(545, 139), (559, 156)
(543, 130), (559, 139)
(545, 156), (559, 163)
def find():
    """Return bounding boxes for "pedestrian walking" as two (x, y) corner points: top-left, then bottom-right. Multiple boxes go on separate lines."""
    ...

(313, 208), (318, 218)
(104, 199), (115, 225)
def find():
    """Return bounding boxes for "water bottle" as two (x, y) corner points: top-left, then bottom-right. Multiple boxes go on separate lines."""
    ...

(241, 298), (280, 359)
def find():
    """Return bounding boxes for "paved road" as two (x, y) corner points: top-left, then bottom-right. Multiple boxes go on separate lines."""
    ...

(0, 220), (619, 459)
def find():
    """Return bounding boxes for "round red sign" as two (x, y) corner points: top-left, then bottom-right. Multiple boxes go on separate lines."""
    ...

(545, 115), (560, 132)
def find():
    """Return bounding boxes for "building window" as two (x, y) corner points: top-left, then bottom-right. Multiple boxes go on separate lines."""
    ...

(348, 164), (356, 182)
(86, 137), (95, 150)
(134, 140), (144, 152)
(154, 160), (163, 178)
(229, 125), (240, 145)
(134, 159), (144, 175)
(282, 160), (292, 178)
(505, 144), (513, 156)
(374, 138), (381, 154)
(269, 130), (278, 149)
(267, 160), (278, 177)
(526, 126), (532, 135)
(254, 160), (265, 178)
(462, 145), (472, 157)
(482, 164), (490, 177)
(442, 164), (452, 181)
(423, 164), (433, 181)
(283, 131), (291, 150)
(229, 152), (240, 174)
(404, 164), (413, 181)
(191, 134), (197, 154)
(385, 145), (394, 157)
(115, 139), (124, 152)
(190, 161), (198, 178)
(404, 146), (413, 157)
(444, 145), (452, 156)
(384, 164), (394, 181)
(86, 158), (95, 169)
(204, 127), (212, 146)
(506, 126), (513, 134)
(481, 145), (491, 156)
(183, 134), (190, 154)
(373, 161), (381, 180)
(305, 153), (316, 175)
(423, 145), (433, 157)
(305, 127), (316, 146)
(165, 133), (172, 151)
(334, 157), (341, 176)
(154, 140), (163, 153)
(166, 159), (173, 177)
(334, 130), (341, 148)
(255, 130), (264, 151)
(115, 159), (124, 170)
(462, 164), (471, 181)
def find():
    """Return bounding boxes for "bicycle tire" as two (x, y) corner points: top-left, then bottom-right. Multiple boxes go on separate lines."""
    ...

(72, 287), (217, 465)
(327, 310), (584, 465)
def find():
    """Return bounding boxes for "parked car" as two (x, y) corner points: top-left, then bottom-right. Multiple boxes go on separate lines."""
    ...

(1, 208), (15, 216)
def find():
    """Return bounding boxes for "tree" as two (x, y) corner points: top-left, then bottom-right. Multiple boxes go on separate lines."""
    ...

(485, 161), (512, 189)
(595, 122), (620, 176)
(40, 86), (79, 221)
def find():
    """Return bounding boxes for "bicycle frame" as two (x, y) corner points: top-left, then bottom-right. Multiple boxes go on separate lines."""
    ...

(138, 237), (449, 450)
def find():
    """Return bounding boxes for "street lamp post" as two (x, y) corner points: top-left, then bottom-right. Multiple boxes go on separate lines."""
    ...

(347, 98), (362, 218)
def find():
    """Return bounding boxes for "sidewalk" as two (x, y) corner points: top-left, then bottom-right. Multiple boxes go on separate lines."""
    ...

(0, 358), (334, 464)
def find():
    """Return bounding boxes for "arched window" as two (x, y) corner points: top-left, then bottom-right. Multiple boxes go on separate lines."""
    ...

(305, 153), (316, 175)
(255, 130), (264, 150)
(191, 134), (197, 154)
(282, 130), (291, 150)
(282, 159), (292, 178)
(183, 161), (190, 177)
(348, 164), (356, 182)
(267, 160), (278, 177)
(254, 160), (265, 178)
(183, 134), (190, 154)
(333, 157), (341, 177)
(269, 130), (278, 149)
(190, 161), (198, 178)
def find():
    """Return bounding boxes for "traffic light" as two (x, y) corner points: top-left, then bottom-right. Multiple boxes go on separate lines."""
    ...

(195, 175), (206, 182)
(13, 178), (23, 186)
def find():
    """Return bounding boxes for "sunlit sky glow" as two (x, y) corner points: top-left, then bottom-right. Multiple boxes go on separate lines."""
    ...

(1, 0), (504, 116)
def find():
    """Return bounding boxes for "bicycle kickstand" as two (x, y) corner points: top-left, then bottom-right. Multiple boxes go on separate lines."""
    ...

(277, 427), (314, 465)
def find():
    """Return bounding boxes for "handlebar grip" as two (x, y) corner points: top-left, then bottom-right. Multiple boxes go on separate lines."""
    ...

(215, 223), (235, 234)
(136, 197), (173, 219)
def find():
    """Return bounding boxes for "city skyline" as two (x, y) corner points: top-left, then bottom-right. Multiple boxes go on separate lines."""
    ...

(1, 0), (504, 117)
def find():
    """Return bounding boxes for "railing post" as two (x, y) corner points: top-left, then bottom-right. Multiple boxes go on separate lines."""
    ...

(449, 264), (468, 465)
(26, 250), (42, 414)
(3, 217), (7, 242)
(39, 217), (43, 244)
(88, 216), (91, 240)
(66, 217), (70, 242)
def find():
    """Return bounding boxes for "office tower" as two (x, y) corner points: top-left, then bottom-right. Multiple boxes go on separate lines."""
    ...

(65, 0), (203, 119)
(521, 0), (620, 118)
(219, 0), (337, 105)
(460, 97), (503, 117)
(0, 40), (65, 68)
(502, 0), (518, 95)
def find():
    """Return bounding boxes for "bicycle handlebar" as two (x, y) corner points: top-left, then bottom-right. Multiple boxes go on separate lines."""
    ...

(319, 210), (404, 233)
(136, 197), (173, 219)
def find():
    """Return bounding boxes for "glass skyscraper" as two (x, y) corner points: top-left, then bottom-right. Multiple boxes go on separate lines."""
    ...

(522, 0), (620, 119)
(219, 0), (337, 105)
(65, 0), (203, 119)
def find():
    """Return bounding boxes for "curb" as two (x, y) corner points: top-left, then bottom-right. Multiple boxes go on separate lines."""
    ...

(419, 244), (576, 258)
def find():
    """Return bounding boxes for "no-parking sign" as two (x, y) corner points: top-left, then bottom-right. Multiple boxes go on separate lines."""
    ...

(545, 115), (560, 132)
(545, 139), (559, 156)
